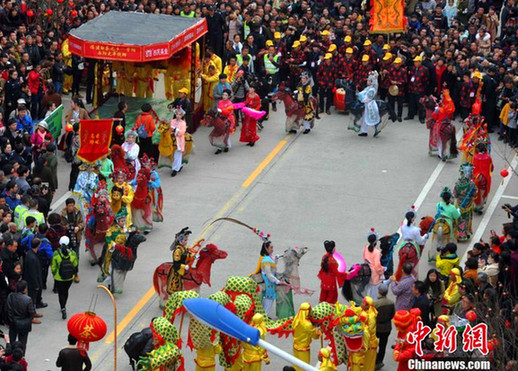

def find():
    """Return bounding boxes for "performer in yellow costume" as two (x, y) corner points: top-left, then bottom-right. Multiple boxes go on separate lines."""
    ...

(201, 64), (219, 113)
(361, 296), (379, 371)
(346, 303), (370, 371)
(195, 340), (222, 371)
(134, 63), (154, 98)
(318, 348), (337, 371)
(61, 38), (73, 94)
(292, 302), (320, 371)
(242, 313), (270, 371)
(113, 61), (135, 97)
(111, 170), (134, 226)
(166, 227), (197, 293)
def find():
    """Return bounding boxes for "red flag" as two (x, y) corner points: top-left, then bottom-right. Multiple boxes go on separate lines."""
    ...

(370, 0), (406, 33)
(77, 119), (113, 163)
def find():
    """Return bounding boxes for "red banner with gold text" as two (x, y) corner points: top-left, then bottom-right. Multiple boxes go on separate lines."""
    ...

(370, 0), (406, 33)
(77, 120), (113, 163)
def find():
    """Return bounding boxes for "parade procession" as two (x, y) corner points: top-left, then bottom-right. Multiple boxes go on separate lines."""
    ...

(1, 0), (518, 369)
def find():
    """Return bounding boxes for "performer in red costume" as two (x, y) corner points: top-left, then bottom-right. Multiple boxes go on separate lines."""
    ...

(240, 86), (261, 147)
(317, 240), (345, 304)
(392, 308), (422, 371)
(472, 142), (493, 214)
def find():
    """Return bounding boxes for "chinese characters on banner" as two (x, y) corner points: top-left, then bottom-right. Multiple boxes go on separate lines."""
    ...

(408, 321), (489, 357)
(85, 43), (141, 60)
(369, 0), (406, 33)
(77, 119), (114, 163)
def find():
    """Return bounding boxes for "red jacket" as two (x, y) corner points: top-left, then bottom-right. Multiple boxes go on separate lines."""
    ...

(317, 253), (345, 289)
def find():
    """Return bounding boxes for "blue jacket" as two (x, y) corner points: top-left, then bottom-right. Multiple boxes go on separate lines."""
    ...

(2, 191), (21, 211)
(21, 233), (53, 261)
(14, 115), (33, 134)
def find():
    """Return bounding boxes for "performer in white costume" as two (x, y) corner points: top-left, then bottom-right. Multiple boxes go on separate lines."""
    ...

(358, 71), (381, 137)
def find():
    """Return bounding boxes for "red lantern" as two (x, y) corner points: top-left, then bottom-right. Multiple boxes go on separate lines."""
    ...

(466, 310), (477, 322)
(46, 8), (53, 16)
(65, 123), (74, 132)
(115, 124), (124, 135)
(500, 169), (509, 178)
(26, 9), (34, 17)
(57, 0), (65, 3)
(68, 0), (75, 8)
(67, 312), (107, 349)
(70, 9), (78, 18)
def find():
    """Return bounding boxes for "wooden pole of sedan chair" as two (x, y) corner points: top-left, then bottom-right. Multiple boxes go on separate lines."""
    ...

(94, 59), (104, 109)
(97, 284), (117, 371)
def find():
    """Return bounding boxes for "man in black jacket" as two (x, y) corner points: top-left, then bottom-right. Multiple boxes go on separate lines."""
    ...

(422, 51), (437, 97)
(375, 284), (395, 370)
(56, 334), (92, 371)
(411, 280), (431, 327)
(23, 238), (47, 315)
(0, 238), (19, 281)
(7, 281), (36, 349)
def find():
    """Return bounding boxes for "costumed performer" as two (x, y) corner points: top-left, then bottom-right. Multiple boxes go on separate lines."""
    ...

(149, 163), (164, 223)
(472, 142), (493, 214)
(169, 106), (187, 177)
(317, 348), (337, 371)
(157, 119), (174, 169)
(216, 89), (235, 154)
(166, 227), (198, 294)
(109, 228), (146, 294)
(296, 72), (315, 134)
(361, 296), (379, 371)
(442, 267), (462, 314)
(436, 118), (457, 161)
(292, 302), (321, 371)
(363, 228), (385, 300)
(122, 130), (141, 183)
(99, 155), (114, 191)
(392, 308), (422, 371)
(395, 207), (427, 280)
(242, 313), (270, 371)
(429, 187), (460, 261)
(99, 206), (127, 285)
(240, 86), (261, 146)
(453, 164), (477, 242)
(72, 163), (99, 218)
(317, 240), (345, 304)
(84, 183), (114, 265)
(111, 169), (134, 227)
(357, 71), (382, 137)
(131, 159), (153, 233)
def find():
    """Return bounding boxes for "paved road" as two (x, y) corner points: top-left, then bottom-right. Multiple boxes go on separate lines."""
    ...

(19, 95), (518, 370)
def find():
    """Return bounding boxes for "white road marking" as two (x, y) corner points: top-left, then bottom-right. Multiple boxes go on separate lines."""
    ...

(460, 154), (518, 264)
(501, 195), (518, 200)
(50, 190), (72, 210)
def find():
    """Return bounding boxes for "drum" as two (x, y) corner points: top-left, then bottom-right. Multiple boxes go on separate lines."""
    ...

(389, 84), (399, 96)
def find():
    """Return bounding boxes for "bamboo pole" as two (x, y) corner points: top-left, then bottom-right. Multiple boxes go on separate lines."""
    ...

(97, 285), (117, 371)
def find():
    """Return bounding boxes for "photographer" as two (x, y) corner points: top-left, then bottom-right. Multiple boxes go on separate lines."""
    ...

(503, 203), (518, 229)
(231, 70), (249, 125)
(436, 243), (460, 280)
(60, 199), (84, 261)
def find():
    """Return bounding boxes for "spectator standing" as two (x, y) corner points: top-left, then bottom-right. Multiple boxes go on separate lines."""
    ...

(27, 64), (45, 120)
(375, 284), (395, 370)
(411, 280), (431, 327)
(390, 262), (416, 311)
(7, 281), (36, 349)
(22, 238), (46, 313)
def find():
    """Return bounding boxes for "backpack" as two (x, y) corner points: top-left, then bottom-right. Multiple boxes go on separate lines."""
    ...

(58, 251), (76, 280)
(136, 116), (147, 139)
(124, 330), (152, 369)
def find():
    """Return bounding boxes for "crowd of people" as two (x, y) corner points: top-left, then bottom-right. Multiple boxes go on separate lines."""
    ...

(0, 0), (517, 368)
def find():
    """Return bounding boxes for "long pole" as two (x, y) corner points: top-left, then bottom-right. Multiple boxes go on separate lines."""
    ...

(97, 285), (117, 371)
(257, 339), (319, 371)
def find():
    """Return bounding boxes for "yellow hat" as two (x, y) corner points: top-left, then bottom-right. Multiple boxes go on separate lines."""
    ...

(321, 30), (329, 36)
(178, 87), (189, 94)
(344, 35), (352, 42)
(363, 39), (372, 46)
(413, 56), (422, 62)
(346, 47), (353, 54)
(393, 57), (402, 64)
(324, 53), (333, 60)
(300, 35), (307, 42)
(383, 44), (390, 50)
(472, 71), (482, 79)
(362, 54), (369, 62)
(328, 44), (337, 52)
(274, 32), (281, 39)
(383, 53), (393, 61)
(292, 40), (301, 48)
(266, 40), (274, 47)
